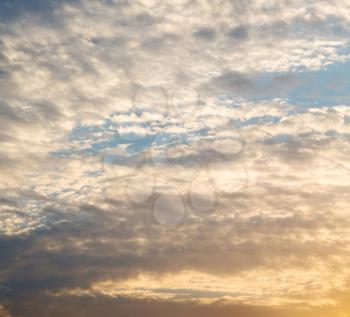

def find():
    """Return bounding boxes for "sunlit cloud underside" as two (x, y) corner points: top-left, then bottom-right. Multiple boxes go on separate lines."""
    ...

(1, 0), (350, 316)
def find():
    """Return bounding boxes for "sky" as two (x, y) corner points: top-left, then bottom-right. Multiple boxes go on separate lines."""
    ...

(0, 0), (350, 316)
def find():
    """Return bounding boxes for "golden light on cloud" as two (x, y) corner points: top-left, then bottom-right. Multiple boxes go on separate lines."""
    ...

(62, 264), (349, 308)
(1, 0), (350, 316)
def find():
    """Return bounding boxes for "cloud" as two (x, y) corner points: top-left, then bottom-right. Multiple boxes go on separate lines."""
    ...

(4, 295), (344, 317)
(1, 0), (350, 315)
(193, 27), (217, 41)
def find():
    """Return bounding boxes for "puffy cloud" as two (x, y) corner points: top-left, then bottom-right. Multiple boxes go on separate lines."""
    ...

(1, 0), (350, 316)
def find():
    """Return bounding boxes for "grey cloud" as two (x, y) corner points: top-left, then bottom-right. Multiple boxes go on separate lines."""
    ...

(202, 70), (302, 97)
(204, 71), (255, 95)
(0, 197), (17, 207)
(0, 194), (348, 297)
(0, 101), (63, 128)
(193, 27), (217, 41)
(227, 25), (249, 41)
(255, 16), (350, 41)
(4, 295), (339, 317)
(140, 33), (180, 52)
(227, 0), (253, 16)
(0, 69), (10, 79)
(0, 103), (24, 124)
(112, 11), (163, 29)
(90, 36), (128, 48)
(254, 20), (291, 40)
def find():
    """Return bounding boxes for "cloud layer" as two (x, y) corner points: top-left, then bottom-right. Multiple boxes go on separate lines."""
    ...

(1, 0), (350, 316)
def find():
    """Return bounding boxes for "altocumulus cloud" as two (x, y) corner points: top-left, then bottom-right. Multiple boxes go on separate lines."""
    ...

(1, 0), (350, 316)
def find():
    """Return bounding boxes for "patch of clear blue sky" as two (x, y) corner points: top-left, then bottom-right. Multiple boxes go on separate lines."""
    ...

(250, 57), (350, 107)
(53, 56), (350, 158)
(54, 113), (209, 158)
(287, 60), (350, 106)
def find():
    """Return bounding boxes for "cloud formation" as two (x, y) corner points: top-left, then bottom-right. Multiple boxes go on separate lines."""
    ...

(1, 0), (350, 316)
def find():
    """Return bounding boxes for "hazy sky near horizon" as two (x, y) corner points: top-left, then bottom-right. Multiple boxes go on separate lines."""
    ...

(1, 0), (350, 316)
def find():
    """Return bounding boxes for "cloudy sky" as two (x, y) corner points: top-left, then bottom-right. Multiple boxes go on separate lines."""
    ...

(1, 0), (350, 316)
